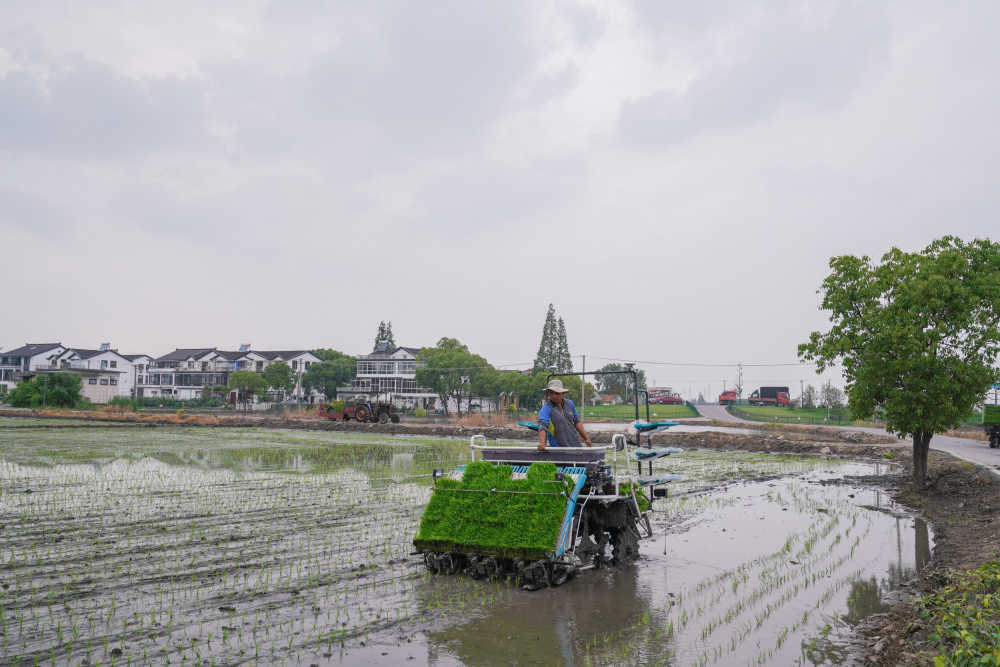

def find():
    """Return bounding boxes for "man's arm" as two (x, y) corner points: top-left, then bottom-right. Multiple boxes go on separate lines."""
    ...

(575, 420), (593, 447)
(537, 403), (550, 451)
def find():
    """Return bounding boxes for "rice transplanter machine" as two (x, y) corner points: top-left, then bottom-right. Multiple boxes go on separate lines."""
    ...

(413, 368), (684, 589)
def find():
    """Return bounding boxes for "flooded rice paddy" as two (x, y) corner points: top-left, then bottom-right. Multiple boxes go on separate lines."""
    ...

(0, 418), (929, 666)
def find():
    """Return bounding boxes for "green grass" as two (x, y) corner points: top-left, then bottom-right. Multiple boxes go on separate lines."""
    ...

(918, 560), (1000, 665)
(728, 405), (855, 425)
(582, 403), (697, 420)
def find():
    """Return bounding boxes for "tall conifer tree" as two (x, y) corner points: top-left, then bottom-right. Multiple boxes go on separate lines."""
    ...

(374, 321), (396, 349)
(533, 304), (559, 371)
(556, 317), (572, 372)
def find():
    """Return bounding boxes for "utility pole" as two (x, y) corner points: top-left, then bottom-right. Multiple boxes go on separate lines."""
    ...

(580, 354), (585, 419)
(737, 362), (743, 398)
(800, 379), (804, 408)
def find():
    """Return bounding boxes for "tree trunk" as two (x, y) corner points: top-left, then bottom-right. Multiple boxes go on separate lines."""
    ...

(912, 430), (932, 490)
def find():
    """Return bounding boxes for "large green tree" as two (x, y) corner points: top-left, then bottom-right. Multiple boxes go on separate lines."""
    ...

(8, 373), (83, 408)
(262, 361), (296, 396)
(416, 338), (491, 414)
(594, 362), (647, 401)
(799, 237), (1000, 489)
(228, 370), (267, 411)
(302, 359), (354, 400)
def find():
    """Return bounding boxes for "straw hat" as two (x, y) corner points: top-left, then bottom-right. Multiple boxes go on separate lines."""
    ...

(543, 379), (570, 393)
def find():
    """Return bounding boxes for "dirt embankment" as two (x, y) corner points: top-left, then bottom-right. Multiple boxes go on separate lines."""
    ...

(0, 408), (898, 447)
(854, 452), (1000, 666)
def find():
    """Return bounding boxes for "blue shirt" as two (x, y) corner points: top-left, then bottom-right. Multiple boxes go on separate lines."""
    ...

(538, 398), (579, 447)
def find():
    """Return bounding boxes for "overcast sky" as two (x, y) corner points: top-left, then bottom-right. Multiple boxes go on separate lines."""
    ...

(1, 1), (997, 398)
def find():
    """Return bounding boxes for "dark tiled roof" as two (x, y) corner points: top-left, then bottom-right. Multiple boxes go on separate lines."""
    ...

(121, 354), (152, 361)
(3, 343), (63, 357)
(255, 350), (313, 360)
(68, 348), (132, 362)
(155, 348), (217, 362)
(214, 350), (246, 361)
(68, 349), (103, 360)
(364, 345), (422, 359)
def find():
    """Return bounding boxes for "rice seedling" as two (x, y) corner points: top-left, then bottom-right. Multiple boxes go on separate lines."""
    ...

(0, 419), (929, 665)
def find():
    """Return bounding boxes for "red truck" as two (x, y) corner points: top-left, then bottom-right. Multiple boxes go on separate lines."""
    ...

(718, 390), (740, 405)
(649, 388), (683, 404)
(748, 386), (790, 407)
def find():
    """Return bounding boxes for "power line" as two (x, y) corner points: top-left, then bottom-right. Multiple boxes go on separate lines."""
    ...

(588, 355), (811, 368)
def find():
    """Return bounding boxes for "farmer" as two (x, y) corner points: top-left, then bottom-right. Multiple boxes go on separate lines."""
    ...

(537, 379), (593, 451)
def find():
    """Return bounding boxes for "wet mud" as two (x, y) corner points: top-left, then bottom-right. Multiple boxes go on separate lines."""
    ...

(0, 420), (945, 666)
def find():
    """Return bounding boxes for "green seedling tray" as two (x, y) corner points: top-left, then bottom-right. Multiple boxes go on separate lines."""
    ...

(413, 461), (572, 560)
(984, 405), (1000, 425)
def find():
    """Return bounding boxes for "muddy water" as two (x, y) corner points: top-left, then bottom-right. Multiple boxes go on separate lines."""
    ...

(372, 463), (930, 667)
(0, 424), (929, 667)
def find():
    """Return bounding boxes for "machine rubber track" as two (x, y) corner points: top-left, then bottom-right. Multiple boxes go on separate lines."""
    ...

(422, 552), (582, 590)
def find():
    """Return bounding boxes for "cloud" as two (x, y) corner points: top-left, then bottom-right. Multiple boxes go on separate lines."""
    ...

(0, 186), (66, 234)
(619, 4), (889, 146)
(0, 57), (207, 157)
(304, 0), (538, 149)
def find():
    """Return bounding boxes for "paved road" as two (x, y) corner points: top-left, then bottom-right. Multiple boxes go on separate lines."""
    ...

(694, 403), (1000, 476)
(694, 404), (756, 423)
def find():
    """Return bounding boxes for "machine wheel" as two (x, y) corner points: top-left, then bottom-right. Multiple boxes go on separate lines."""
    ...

(438, 553), (463, 575)
(355, 406), (369, 422)
(378, 411), (390, 424)
(610, 524), (640, 564)
(521, 561), (550, 591)
(550, 564), (573, 587)
(466, 556), (500, 580)
(423, 552), (440, 575)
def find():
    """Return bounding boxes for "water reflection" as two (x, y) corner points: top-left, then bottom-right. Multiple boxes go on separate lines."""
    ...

(800, 514), (932, 664)
(423, 566), (657, 666)
(421, 472), (934, 667)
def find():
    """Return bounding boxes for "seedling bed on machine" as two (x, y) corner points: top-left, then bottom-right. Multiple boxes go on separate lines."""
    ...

(414, 432), (682, 590)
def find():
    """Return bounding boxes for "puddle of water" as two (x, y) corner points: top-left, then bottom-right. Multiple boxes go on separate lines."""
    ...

(0, 425), (928, 666)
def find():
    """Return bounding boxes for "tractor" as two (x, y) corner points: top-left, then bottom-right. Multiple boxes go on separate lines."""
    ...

(323, 393), (400, 423)
(984, 393), (1000, 449)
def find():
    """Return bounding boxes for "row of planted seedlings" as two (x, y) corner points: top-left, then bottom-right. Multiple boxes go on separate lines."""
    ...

(573, 451), (890, 666)
(0, 433), (475, 665)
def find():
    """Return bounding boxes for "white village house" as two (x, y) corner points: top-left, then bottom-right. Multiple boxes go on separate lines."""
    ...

(138, 347), (322, 404)
(0, 343), (148, 403)
(2, 343), (323, 406)
(0, 343), (68, 394)
(339, 343), (440, 409)
(338, 342), (498, 412)
(53, 347), (138, 399)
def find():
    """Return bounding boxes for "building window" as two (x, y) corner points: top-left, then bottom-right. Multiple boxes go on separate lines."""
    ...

(101, 360), (108, 368)
(89, 378), (97, 385)
(110, 360), (117, 368)
(292, 361), (298, 370)
(100, 378), (108, 385)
